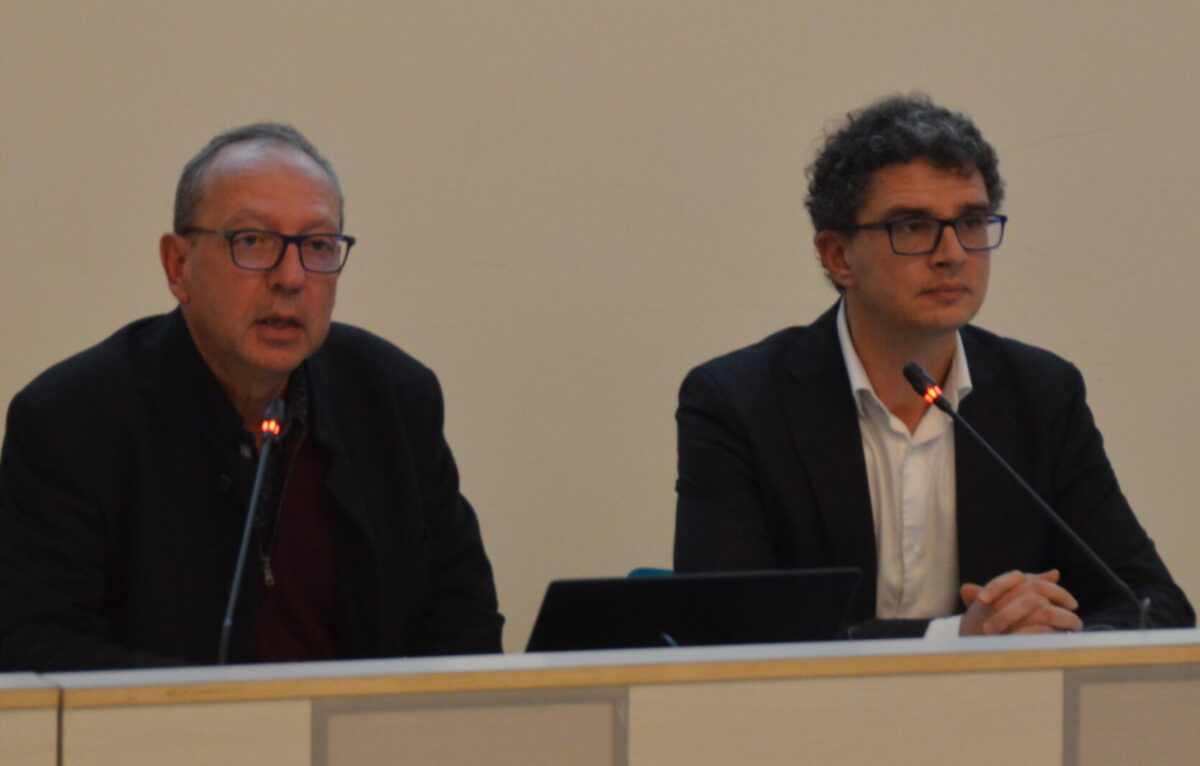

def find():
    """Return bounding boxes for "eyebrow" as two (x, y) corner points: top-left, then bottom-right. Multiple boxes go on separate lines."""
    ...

(221, 214), (340, 233)
(877, 202), (993, 220)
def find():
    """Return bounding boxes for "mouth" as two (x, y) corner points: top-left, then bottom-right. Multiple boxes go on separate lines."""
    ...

(257, 315), (303, 329)
(255, 315), (305, 340)
(923, 284), (967, 299)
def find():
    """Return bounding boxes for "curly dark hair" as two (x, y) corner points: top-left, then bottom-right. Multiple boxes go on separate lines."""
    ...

(173, 122), (343, 233)
(805, 93), (1004, 235)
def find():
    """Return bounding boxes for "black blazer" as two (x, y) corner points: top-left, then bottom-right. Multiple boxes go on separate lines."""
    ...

(675, 304), (1193, 636)
(0, 310), (503, 670)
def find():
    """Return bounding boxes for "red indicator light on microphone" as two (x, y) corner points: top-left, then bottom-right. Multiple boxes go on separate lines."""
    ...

(922, 385), (943, 405)
(261, 419), (281, 437)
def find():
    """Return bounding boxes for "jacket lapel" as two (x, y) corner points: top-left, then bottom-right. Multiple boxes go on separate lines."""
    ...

(303, 357), (377, 549)
(303, 354), (387, 655)
(955, 330), (1024, 584)
(777, 305), (879, 616)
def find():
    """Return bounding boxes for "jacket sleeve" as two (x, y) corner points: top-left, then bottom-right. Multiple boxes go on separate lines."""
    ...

(403, 366), (504, 656)
(1042, 365), (1194, 630)
(674, 365), (781, 572)
(0, 387), (183, 671)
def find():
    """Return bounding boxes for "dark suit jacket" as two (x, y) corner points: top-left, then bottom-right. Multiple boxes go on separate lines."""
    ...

(674, 304), (1193, 636)
(0, 310), (503, 670)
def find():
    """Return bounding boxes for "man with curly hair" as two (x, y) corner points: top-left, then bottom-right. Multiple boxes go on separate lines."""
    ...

(674, 94), (1192, 637)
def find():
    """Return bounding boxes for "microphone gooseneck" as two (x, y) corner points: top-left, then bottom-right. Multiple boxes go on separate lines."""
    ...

(217, 398), (286, 665)
(902, 362), (1151, 629)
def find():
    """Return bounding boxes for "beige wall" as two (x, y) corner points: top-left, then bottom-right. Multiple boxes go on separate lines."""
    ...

(3, 1), (1198, 651)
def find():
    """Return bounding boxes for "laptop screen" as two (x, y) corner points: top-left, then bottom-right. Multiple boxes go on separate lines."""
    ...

(526, 568), (861, 652)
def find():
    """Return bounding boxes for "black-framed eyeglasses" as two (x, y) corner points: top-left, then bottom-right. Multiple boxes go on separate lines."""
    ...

(181, 227), (355, 273)
(845, 214), (1007, 255)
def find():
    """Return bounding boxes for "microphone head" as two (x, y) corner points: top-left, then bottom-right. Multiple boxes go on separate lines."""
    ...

(260, 398), (286, 439)
(902, 362), (947, 408)
(902, 362), (936, 395)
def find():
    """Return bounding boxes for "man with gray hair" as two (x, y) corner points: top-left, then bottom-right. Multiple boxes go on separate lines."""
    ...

(674, 94), (1192, 637)
(0, 123), (503, 669)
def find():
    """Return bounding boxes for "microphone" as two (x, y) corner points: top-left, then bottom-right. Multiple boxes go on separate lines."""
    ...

(902, 362), (1151, 629)
(217, 398), (286, 665)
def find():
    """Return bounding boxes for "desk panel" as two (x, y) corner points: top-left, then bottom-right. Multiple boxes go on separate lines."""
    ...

(1067, 664), (1200, 766)
(314, 688), (622, 766)
(63, 699), (310, 766)
(0, 673), (58, 766)
(630, 670), (1061, 766)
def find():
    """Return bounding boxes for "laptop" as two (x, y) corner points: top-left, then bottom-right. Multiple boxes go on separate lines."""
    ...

(525, 568), (861, 652)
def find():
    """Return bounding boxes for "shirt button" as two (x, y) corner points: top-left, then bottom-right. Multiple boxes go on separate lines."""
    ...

(239, 443), (253, 459)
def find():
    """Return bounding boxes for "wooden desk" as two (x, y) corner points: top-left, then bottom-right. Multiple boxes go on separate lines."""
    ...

(41, 628), (1200, 766)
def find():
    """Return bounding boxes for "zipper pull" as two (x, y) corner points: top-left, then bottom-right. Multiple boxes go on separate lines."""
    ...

(260, 552), (275, 588)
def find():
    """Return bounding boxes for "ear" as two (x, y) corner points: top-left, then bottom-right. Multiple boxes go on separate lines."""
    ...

(160, 233), (191, 304)
(815, 229), (855, 290)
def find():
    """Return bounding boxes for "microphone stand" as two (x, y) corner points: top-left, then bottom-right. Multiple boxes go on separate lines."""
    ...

(902, 362), (1151, 629)
(217, 399), (286, 665)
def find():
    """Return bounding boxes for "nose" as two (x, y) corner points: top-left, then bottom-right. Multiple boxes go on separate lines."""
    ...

(269, 241), (307, 291)
(929, 222), (968, 267)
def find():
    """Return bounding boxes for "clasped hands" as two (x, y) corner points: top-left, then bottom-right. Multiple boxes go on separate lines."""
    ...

(959, 569), (1084, 636)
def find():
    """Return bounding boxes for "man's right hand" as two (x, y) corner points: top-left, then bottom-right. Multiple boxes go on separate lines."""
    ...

(959, 569), (1083, 635)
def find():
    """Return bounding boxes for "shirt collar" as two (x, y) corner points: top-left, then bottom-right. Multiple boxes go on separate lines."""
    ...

(836, 299), (973, 418)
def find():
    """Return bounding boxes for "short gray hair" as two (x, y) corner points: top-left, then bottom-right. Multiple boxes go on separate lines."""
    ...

(173, 122), (344, 233)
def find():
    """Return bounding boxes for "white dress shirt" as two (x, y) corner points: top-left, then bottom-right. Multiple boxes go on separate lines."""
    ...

(836, 302), (972, 635)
